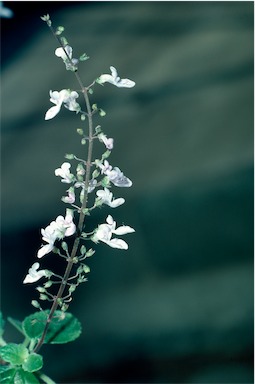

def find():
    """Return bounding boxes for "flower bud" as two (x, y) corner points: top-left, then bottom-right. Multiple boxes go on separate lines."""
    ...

(31, 300), (40, 308)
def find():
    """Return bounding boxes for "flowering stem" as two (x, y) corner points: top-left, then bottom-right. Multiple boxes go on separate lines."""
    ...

(34, 27), (94, 353)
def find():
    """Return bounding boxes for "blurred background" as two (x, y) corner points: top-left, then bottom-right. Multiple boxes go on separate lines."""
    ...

(1, 1), (253, 383)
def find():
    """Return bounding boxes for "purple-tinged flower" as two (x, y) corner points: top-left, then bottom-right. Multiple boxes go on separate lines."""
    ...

(55, 162), (74, 183)
(62, 187), (75, 204)
(99, 160), (132, 187)
(98, 133), (114, 150)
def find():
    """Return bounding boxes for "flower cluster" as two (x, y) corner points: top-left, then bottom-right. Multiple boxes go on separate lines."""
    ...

(37, 209), (76, 259)
(23, 29), (135, 326)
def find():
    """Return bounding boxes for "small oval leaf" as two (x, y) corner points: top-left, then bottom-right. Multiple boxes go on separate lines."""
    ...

(22, 353), (43, 373)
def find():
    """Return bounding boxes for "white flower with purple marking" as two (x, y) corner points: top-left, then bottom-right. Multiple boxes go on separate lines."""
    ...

(98, 160), (132, 187)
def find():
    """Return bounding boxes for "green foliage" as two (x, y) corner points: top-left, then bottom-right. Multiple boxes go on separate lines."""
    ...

(22, 353), (43, 373)
(0, 343), (29, 365)
(0, 343), (43, 372)
(22, 310), (82, 344)
(0, 366), (39, 384)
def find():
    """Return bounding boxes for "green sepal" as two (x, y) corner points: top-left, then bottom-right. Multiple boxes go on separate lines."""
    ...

(60, 36), (68, 46)
(101, 176), (110, 188)
(55, 26), (64, 35)
(79, 53), (89, 61)
(65, 153), (74, 159)
(102, 150), (111, 160)
(0, 344), (29, 365)
(22, 311), (82, 344)
(22, 353), (43, 373)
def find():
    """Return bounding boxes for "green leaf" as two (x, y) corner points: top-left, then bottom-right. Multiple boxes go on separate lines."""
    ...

(23, 311), (82, 344)
(0, 366), (40, 384)
(22, 353), (43, 373)
(0, 344), (29, 365)
(14, 368), (39, 384)
(0, 366), (16, 384)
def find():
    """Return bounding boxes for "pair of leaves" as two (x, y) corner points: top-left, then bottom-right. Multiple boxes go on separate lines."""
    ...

(0, 344), (42, 383)
(22, 310), (82, 344)
(3, 310), (81, 346)
(0, 343), (43, 372)
(0, 310), (82, 383)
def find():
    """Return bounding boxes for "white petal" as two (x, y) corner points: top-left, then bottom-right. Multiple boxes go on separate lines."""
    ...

(107, 238), (128, 250)
(110, 66), (118, 80)
(37, 243), (54, 258)
(98, 74), (115, 85)
(117, 79), (136, 88)
(106, 215), (114, 225)
(65, 222), (76, 237)
(109, 198), (125, 208)
(45, 105), (61, 120)
(113, 225), (135, 235)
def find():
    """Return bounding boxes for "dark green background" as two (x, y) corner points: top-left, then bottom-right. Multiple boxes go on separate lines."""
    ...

(1, 2), (253, 383)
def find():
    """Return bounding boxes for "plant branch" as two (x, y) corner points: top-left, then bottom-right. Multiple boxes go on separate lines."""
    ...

(34, 21), (94, 353)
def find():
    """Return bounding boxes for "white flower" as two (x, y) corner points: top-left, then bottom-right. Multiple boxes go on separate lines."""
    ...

(53, 212), (76, 239)
(45, 89), (80, 120)
(23, 263), (47, 284)
(62, 187), (75, 204)
(99, 160), (132, 187)
(37, 210), (76, 258)
(55, 46), (79, 70)
(96, 188), (125, 208)
(37, 221), (58, 258)
(92, 215), (135, 250)
(55, 162), (74, 183)
(98, 133), (114, 150)
(98, 66), (135, 88)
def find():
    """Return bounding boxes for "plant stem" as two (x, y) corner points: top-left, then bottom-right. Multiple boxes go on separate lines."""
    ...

(34, 28), (94, 352)
(38, 372), (56, 384)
